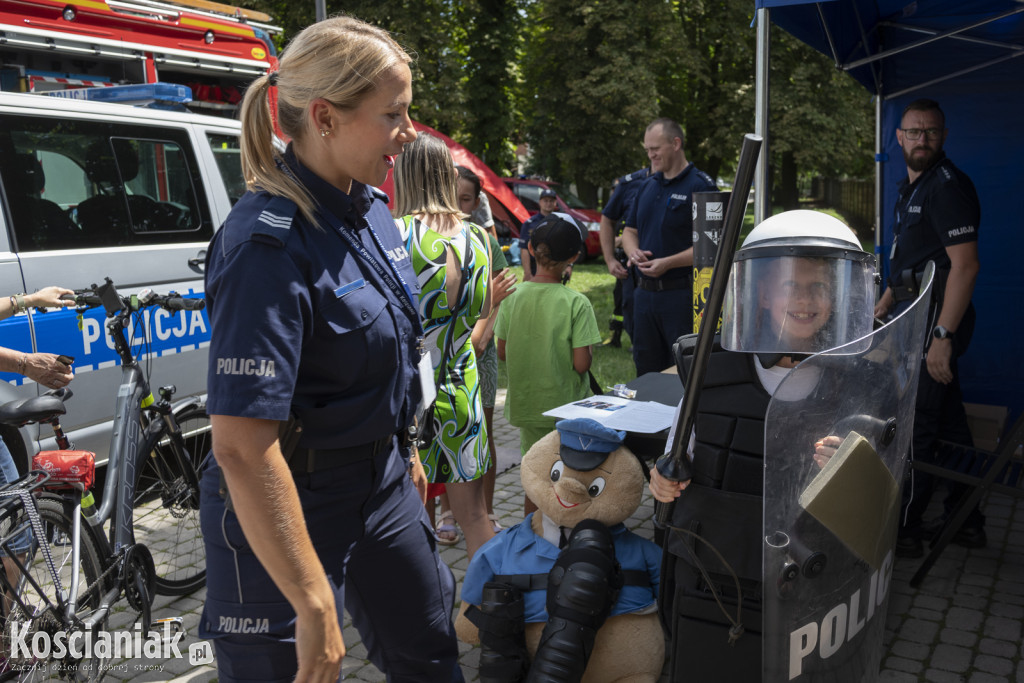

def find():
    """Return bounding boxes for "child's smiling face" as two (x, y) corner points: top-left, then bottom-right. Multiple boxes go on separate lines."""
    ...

(760, 257), (833, 351)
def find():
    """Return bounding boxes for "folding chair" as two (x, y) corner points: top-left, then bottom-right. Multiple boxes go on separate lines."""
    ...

(910, 410), (1024, 586)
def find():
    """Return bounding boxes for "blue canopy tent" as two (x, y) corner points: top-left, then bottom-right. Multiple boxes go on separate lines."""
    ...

(753, 0), (1024, 415)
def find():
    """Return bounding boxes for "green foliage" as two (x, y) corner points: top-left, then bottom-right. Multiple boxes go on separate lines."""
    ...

(246, 0), (874, 192)
(520, 0), (682, 191)
(770, 30), (874, 178)
(462, 0), (523, 175)
(666, 0), (758, 182)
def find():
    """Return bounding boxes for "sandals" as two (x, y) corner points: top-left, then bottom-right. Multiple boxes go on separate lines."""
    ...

(435, 511), (461, 546)
(489, 513), (503, 534)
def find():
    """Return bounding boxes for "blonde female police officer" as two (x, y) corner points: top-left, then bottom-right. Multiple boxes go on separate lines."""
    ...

(200, 17), (463, 683)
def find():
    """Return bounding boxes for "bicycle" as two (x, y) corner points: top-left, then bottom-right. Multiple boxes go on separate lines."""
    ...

(0, 278), (209, 679)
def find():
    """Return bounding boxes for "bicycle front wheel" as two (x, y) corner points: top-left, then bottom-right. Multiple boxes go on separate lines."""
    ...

(132, 404), (208, 596)
(0, 495), (109, 682)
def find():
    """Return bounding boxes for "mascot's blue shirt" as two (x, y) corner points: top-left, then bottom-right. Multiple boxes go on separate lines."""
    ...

(462, 512), (661, 622)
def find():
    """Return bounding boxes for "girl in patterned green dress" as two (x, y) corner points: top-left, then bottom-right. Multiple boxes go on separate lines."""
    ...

(392, 133), (495, 560)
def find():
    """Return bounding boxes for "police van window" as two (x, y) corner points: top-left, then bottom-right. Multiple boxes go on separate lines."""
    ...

(206, 134), (246, 205)
(0, 114), (214, 252)
(113, 137), (203, 235)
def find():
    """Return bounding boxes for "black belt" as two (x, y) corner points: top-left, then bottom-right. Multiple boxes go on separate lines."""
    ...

(286, 429), (411, 474)
(637, 277), (689, 292)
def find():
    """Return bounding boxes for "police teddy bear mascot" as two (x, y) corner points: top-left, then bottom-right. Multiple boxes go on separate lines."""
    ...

(457, 418), (663, 682)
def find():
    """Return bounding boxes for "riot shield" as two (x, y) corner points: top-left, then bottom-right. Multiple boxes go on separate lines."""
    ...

(762, 264), (934, 683)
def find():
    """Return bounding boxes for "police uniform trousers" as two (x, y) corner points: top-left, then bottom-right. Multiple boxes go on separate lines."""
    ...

(198, 442), (463, 683)
(632, 286), (692, 376)
(903, 352), (982, 534)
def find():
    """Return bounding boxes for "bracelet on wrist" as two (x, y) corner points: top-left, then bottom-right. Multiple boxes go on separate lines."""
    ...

(17, 354), (26, 375)
(12, 294), (26, 314)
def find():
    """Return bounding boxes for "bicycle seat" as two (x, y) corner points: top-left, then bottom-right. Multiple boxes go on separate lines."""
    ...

(0, 390), (70, 426)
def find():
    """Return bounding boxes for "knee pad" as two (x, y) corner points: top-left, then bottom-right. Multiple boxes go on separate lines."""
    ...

(466, 582), (530, 683)
(527, 520), (623, 683)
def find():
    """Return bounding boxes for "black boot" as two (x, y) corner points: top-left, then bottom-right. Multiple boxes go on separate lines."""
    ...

(467, 582), (530, 683)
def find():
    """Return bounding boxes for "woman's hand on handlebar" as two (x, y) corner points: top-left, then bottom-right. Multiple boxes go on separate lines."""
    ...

(23, 353), (74, 389)
(26, 286), (76, 309)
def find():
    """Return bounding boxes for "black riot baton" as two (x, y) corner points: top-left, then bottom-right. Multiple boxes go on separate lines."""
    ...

(655, 134), (763, 526)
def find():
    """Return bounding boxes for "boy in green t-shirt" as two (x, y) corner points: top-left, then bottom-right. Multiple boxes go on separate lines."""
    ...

(495, 215), (602, 513)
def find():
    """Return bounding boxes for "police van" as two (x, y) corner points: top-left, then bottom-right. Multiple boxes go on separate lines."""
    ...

(0, 84), (245, 471)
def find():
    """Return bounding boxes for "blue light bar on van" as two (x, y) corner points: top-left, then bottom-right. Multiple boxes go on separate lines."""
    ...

(42, 83), (193, 109)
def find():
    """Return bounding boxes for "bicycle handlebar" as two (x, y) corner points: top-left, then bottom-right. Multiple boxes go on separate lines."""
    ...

(68, 278), (206, 316)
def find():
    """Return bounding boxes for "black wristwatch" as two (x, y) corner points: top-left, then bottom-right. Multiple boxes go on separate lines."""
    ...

(932, 325), (952, 340)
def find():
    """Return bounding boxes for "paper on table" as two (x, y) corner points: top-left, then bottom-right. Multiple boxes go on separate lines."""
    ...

(543, 396), (677, 433)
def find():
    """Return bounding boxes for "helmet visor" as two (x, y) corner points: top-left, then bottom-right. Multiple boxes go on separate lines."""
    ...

(721, 252), (875, 355)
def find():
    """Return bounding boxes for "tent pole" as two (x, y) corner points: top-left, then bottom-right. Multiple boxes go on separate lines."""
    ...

(754, 7), (770, 223)
(875, 94), (884, 292)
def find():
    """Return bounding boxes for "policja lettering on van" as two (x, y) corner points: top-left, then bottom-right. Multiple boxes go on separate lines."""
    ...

(215, 358), (276, 377)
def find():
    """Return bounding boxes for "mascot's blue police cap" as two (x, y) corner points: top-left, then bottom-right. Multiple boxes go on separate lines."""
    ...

(555, 418), (626, 471)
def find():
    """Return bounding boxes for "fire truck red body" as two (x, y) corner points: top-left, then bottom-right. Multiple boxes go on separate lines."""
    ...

(0, 0), (278, 112)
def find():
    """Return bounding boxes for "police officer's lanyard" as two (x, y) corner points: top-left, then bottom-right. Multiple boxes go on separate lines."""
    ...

(326, 211), (435, 409)
(891, 162), (938, 261)
(891, 184), (922, 261)
(329, 215), (421, 331)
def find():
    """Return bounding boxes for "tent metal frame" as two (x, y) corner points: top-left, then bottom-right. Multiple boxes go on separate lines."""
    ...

(754, 2), (1024, 253)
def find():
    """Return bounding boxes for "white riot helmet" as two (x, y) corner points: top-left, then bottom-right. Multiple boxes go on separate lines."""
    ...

(720, 210), (875, 355)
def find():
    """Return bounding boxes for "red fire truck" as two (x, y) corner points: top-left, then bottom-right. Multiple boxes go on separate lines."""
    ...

(0, 0), (278, 113)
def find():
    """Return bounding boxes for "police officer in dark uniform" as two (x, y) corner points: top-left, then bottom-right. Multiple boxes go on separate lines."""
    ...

(874, 98), (983, 557)
(519, 188), (558, 281)
(622, 118), (716, 376)
(599, 166), (649, 347)
(199, 17), (463, 682)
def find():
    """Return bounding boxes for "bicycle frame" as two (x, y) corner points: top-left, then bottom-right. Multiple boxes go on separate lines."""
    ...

(0, 281), (206, 673)
(95, 361), (149, 551)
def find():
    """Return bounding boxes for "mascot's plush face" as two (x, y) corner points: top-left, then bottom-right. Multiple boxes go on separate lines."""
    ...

(521, 430), (645, 529)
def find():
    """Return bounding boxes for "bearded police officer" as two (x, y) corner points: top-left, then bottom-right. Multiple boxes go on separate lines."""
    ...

(621, 119), (716, 376)
(874, 98), (983, 557)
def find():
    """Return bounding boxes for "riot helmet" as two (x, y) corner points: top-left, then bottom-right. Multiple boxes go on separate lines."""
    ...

(720, 210), (875, 355)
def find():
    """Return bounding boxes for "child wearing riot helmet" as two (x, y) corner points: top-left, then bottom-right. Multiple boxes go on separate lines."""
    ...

(200, 16), (462, 683)
(495, 215), (602, 513)
(650, 210), (879, 682)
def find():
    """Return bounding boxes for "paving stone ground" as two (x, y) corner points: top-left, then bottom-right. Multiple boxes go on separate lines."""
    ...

(114, 388), (1021, 681)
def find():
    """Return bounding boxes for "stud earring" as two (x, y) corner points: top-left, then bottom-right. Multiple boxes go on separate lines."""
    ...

(320, 129), (331, 138)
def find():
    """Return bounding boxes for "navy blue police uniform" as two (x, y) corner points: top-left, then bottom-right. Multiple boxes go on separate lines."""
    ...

(200, 147), (464, 682)
(625, 164), (716, 375)
(518, 212), (547, 254)
(602, 167), (649, 340)
(890, 151), (982, 539)
(518, 210), (551, 277)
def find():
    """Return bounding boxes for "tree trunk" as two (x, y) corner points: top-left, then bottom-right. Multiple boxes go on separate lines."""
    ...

(575, 177), (598, 208)
(779, 150), (799, 210)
